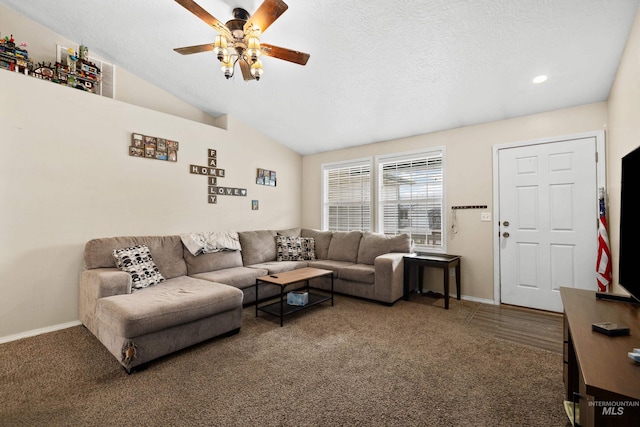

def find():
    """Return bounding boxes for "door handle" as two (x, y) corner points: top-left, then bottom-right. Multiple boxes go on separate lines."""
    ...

(502, 232), (510, 238)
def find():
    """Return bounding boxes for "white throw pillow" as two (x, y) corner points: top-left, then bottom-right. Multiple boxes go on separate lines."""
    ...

(113, 244), (165, 291)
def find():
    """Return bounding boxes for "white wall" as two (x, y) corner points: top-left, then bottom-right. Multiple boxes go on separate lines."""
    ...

(607, 8), (640, 294)
(302, 103), (608, 302)
(0, 70), (301, 340)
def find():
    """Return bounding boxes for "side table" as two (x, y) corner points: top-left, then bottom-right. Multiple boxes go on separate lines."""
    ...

(403, 253), (461, 309)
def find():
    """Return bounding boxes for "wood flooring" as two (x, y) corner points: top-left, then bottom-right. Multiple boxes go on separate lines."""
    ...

(468, 302), (563, 355)
(407, 291), (564, 355)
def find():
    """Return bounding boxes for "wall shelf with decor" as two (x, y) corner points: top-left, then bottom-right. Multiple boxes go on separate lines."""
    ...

(55, 44), (114, 98)
(0, 35), (31, 73)
(0, 35), (115, 99)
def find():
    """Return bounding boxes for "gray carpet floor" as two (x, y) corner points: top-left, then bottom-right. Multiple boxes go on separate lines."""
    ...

(0, 295), (570, 426)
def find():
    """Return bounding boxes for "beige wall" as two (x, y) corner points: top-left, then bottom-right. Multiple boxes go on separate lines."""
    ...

(0, 70), (301, 341)
(0, 3), (300, 341)
(302, 103), (608, 302)
(607, 9), (640, 295)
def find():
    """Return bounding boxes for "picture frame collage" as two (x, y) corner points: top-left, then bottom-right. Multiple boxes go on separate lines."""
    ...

(130, 133), (179, 162)
(256, 168), (276, 186)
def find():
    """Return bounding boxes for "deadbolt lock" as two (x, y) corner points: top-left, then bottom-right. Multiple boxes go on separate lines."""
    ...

(503, 221), (510, 227)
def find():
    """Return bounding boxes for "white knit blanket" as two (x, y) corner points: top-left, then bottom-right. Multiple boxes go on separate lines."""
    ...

(180, 231), (241, 256)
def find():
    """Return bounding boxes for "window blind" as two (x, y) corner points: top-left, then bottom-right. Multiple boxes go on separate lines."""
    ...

(324, 162), (371, 232)
(378, 154), (443, 247)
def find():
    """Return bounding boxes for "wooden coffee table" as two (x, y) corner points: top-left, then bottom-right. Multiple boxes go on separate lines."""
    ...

(255, 267), (334, 326)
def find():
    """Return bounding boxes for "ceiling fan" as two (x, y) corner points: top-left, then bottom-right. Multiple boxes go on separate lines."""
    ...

(173, 0), (310, 81)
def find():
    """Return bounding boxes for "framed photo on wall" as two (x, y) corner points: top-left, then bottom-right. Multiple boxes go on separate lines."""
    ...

(256, 168), (277, 187)
(132, 133), (143, 148)
(129, 132), (179, 162)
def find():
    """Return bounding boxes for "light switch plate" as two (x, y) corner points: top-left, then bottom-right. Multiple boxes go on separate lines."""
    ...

(481, 212), (491, 222)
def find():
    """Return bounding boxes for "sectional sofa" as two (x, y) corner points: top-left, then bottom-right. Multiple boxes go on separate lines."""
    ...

(79, 228), (412, 372)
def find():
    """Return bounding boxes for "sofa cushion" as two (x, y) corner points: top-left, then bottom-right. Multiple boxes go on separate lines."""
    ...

(338, 264), (375, 284)
(112, 245), (165, 291)
(307, 260), (355, 276)
(183, 248), (243, 275)
(249, 260), (309, 274)
(327, 231), (363, 263)
(356, 232), (412, 265)
(84, 235), (187, 279)
(96, 276), (243, 338)
(301, 229), (333, 259)
(276, 228), (301, 237)
(276, 236), (316, 261)
(238, 230), (277, 265)
(191, 266), (268, 290)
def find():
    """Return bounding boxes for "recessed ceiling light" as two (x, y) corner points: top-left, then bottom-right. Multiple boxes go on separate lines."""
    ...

(533, 75), (548, 84)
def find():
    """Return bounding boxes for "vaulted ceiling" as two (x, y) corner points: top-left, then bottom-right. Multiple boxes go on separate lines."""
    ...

(2, 0), (638, 155)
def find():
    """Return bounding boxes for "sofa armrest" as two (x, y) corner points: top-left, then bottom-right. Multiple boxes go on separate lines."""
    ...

(79, 268), (131, 335)
(373, 253), (410, 304)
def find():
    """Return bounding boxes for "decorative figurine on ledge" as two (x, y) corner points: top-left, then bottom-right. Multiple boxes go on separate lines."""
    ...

(66, 47), (77, 73)
(0, 34), (32, 74)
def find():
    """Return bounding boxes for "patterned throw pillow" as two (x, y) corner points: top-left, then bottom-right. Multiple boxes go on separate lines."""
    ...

(112, 244), (165, 291)
(276, 236), (316, 261)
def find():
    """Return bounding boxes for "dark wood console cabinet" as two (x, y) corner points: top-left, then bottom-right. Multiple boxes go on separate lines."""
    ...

(561, 287), (640, 426)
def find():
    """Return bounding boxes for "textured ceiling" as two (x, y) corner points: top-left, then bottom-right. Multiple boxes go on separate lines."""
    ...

(1, 0), (638, 155)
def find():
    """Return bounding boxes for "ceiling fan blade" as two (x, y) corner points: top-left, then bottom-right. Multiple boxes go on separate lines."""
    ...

(261, 43), (310, 66)
(238, 60), (255, 81)
(174, 43), (214, 55)
(175, 0), (232, 39)
(244, 0), (288, 36)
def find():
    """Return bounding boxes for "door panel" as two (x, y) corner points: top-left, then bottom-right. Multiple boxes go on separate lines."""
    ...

(499, 137), (597, 312)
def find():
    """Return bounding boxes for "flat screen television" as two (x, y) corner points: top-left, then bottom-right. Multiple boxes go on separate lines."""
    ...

(618, 144), (640, 302)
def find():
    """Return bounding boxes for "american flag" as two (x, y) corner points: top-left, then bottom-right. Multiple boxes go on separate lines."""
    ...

(596, 195), (612, 292)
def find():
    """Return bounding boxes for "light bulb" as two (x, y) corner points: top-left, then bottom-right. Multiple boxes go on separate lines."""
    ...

(250, 59), (263, 80)
(213, 35), (228, 62)
(246, 36), (261, 63)
(221, 56), (233, 79)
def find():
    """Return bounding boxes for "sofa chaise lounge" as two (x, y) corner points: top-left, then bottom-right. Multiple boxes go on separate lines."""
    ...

(79, 228), (412, 372)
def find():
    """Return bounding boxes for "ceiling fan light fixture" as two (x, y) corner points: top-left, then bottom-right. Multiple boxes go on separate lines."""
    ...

(174, 0), (310, 82)
(250, 59), (264, 80)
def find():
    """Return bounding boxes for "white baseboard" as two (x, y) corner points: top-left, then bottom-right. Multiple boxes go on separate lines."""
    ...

(0, 320), (82, 344)
(460, 295), (497, 305)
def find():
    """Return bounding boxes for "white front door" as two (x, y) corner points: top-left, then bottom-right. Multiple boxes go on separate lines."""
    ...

(498, 137), (597, 312)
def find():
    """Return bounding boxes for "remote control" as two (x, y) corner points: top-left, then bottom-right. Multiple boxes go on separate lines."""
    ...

(592, 322), (630, 336)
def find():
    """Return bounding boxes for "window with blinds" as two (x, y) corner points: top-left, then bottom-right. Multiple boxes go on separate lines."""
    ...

(378, 151), (443, 248)
(323, 161), (372, 232)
